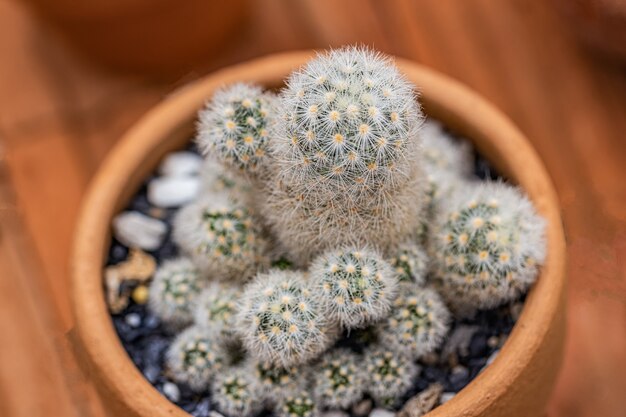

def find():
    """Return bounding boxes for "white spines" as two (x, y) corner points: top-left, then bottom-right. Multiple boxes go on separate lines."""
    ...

(173, 194), (268, 281)
(193, 282), (240, 341)
(197, 83), (274, 174)
(309, 247), (397, 329)
(211, 365), (264, 417)
(312, 348), (366, 409)
(277, 390), (319, 417)
(388, 242), (428, 285)
(364, 346), (420, 409)
(148, 257), (206, 328)
(379, 285), (450, 359)
(235, 270), (331, 367)
(430, 181), (546, 311)
(253, 360), (308, 404)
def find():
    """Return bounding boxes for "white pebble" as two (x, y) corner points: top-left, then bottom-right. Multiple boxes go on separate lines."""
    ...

(370, 408), (395, 417)
(159, 151), (203, 177)
(162, 382), (180, 402)
(440, 392), (455, 404)
(322, 412), (349, 417)
(125, 313), (141, 327)
(112, 211), (167, 251)
(352, 399), (373, 416)
(486, 349), (499, 366)
(208, 412), (225, 417)
(147, 176), (200, 208)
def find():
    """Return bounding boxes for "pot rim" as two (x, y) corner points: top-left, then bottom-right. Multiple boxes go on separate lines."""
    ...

(71, 50), (566, 417)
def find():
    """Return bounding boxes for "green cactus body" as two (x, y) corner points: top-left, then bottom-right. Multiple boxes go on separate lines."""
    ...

(364, 346), (419, 409)
(212, 366), (264, 417)
(193, 283), (240, 341)
(388, 242), (428, 285)
(278, 391), (318, 417)
(312, 348), (366, 409)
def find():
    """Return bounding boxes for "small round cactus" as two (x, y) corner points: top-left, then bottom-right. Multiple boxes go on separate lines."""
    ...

(148, 257), (206, 328)
(199, 158), (252, 204)
(197, 83), (274, 174)
(173, 195), (268, 281)
(273, 46), (423, 195)
(388, 242), (428, 285)
(420, 119), (474, 178)
(312, 348), (366, 409)
(211, 365), (264, 417)
(364, 346), (420, 409)
(165, 325), (228, 392)
(310, 247), (397, 329)
(379, 285), (450, 360)
(277, 390), (319, 417)
(193, 282), (240, 341)
(235, 270), (332, 367)
(253, 360), (308, 404)
(430, 181), (546, 311)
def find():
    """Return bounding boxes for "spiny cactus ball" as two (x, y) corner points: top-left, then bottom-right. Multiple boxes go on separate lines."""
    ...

(199, 158), (252, 204)
(277, 390), (319, 417)
(310, 247), (397, 329)
(211, 365), (264, 417)
(236, 270), (331, 367)
(379, 285), (450, 359)
(273, 46), (423, 195)
(431, 181), (546, 310)
(193, 282), (240, 341)
(148, 257), (206, 328)
(253, 360), (308, 404)
(388, 242), (428, 285)
(420, 119), (474, 177)
(364, 346), (420, 409)
(197, 83), (274, 173)
(173, 195), (268, 281)
(312, 348), (366, 409)
(165, 326), (228, 392)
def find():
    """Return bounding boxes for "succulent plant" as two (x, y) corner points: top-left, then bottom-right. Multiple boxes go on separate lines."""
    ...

(277, 390), (319, 417)
(193, 282), (240, 341)
(379, 285), (450, 359)
(235, 269), (332, 367)
(388, 242), (428, 285)
(312, 348), (366, 409)
(420, 119), (474, 178)
(173, 195), (268, 281)
(253, 360), (308, 404)
(197, 83), (274, 174)
(430, 181), (546, 311)
(261, 46), (428, 265)
(211, 365), (264, 417)
(364, 346), (420, 409)
(165, 325), (228, 392)
(199, 158), (252, 204)
(310, 247), (397, 329)
(148, 257), (206, 328)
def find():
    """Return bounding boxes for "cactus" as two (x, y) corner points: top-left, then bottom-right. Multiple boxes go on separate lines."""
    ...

(310, 247), (397, 329)
(193, 282), (240, 342)
(197, 83), (274, 174)
(199, 158), (252, 204)
(148, 257), (206, 328)
(420, 119), (474, 178)
(262, 46), (428, 265)
(165, 325), (228, 392)
(430, 181), (546, 311)
(277, 390), (319, 417)
(211, 365), (264, 417)
(253, 360), (308, 404)
(173, 195), (268, 281)
(388, 242), (428, 285)
(235, 269), (332, 367)
(312, 348), (366, 409)
(364, 346), (420, 409)
(379, 285), (450, 360)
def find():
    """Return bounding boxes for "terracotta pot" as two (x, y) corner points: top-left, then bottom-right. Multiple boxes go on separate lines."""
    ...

(70, 51), (567, 417)
(20, 0), (248, 76)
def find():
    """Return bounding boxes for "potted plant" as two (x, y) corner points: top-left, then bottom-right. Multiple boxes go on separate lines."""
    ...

(71, 49), (566, 417)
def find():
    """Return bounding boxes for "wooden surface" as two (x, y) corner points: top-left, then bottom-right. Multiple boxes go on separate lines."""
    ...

(0, 1), (624, 416)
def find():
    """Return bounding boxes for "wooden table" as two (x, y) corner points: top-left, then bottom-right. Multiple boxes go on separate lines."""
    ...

(1, 1), (625, 416)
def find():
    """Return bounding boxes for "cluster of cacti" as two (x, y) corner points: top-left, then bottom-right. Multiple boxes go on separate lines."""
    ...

(143, 46), (547, 416)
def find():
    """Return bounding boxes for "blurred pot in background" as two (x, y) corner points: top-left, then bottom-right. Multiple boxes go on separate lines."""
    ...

(20, 0), (249, 77)
(553, 0), (626, 63)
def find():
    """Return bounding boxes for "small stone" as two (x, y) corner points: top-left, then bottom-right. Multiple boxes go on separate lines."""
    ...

(486, 350), (499, 366)
(510, 302), (524, 321)
(147, 176), (199, 208)
(118, 248), (157, 282)
(440, 392), (455, 404)
(113, 211), (167, 250)
(440, 325), (479, 362)
(143, 365), (160, 384)
(398, 383), (443, 417)
(420, 352), (438, 366)
(448, 366), (470, 390)
(192, 398), (211, 417)
(148, 207), (167, 219)
(468, 332), (488, 358)
(487, 336), (499, 348)
(352, 399), (373, 417)
(125, 313), (141, 327)
(208, 412), (225, 417)
(370, 409), (395, 417)
(162, 382), (180, 402)
(159, 151), (203, 177)
(132, 285), (149, 305)
(322, 412), (349, 417)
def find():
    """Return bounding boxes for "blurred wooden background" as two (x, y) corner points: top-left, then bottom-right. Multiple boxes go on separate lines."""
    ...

(1, 0), (625, 416)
